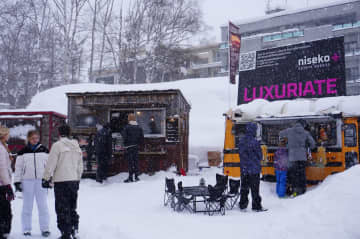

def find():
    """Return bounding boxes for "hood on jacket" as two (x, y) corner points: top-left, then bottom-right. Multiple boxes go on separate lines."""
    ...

(59, 137), (82, 153)
(246, 122), (257, 137)
(294, 123), (305, 133)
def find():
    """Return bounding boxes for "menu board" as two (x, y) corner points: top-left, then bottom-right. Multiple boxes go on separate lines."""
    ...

(166, 118), (179, 142)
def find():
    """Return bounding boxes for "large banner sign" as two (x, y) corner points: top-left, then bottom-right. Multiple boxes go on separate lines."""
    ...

(229, 22), (241, 84)
(237, 37), (345, 105)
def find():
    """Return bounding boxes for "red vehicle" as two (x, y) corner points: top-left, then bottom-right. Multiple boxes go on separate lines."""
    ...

(0, 111), (66, 155)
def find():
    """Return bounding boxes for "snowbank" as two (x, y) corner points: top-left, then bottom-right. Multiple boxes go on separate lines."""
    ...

(10, 165), (360, 239)
(27, 77), (238, 149)
(232, 95), (360, 120)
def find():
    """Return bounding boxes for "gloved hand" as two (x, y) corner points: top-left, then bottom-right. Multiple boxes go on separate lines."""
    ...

(5, 185), (14, 201)
(14, 182), (22, 192)
(42, 179), (52, 189)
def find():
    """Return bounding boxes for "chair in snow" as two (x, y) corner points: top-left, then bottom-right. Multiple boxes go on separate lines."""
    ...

(225, 179), (240, 209)
(173, 181), (194, 213)
(215, 174), (228, 193)
(164, 178), (176, 208)
(205, 184), (227, 216)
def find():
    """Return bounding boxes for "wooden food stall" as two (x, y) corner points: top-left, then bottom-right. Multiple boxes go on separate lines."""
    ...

(66, 90), (191, 177)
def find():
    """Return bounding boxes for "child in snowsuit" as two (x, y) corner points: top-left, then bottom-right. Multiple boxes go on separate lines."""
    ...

(274, 138), (289, 198)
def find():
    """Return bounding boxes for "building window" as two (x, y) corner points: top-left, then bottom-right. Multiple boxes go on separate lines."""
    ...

(95, 76), (114, 84)
(263, 30), (304, 42)
(135, 109), (165, 137)
(333, 21), (360, 31)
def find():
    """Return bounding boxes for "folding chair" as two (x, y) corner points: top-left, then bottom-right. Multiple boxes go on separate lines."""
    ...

(225, 179), (240, 209)
(215, 174), (229, 193)
(164, 178), (176, 208)
(205, 185), (227, 216)
(173, 181), (193, 213)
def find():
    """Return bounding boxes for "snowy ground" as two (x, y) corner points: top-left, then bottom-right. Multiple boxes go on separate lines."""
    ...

(10, 165), (360, 239)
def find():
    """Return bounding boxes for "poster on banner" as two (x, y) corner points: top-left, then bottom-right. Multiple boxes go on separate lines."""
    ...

(237, 36), (346, 105)
(229, 22), (241, 84)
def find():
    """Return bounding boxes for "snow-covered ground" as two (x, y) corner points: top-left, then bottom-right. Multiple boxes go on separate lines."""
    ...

(10, 165), (360, 239)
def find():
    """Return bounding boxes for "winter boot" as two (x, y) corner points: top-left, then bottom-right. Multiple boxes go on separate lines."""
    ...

(124, 175), (133, 183)
(42, 231), (51, 237)
(23, 232), (32, 236)
(134, 175), (140, 182)
(58, 233), (71, 239)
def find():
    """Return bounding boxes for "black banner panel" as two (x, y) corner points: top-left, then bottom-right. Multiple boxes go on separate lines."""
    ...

(238, 37), (345, 105)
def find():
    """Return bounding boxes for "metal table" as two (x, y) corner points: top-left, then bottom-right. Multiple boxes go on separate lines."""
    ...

(182, 186), (209, 213)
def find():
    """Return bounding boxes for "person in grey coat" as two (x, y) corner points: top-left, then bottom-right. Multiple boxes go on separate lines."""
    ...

(279, 119), (316, 196)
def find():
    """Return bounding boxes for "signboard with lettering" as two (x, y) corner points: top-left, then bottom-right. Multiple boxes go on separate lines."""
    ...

(238, 37), (345, 105)
(166, 118), (179, 142)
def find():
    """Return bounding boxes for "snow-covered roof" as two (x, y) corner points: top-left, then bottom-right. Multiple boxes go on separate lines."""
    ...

(231, 96), (360, 121)
(223, 0), (360, 27)
(27, 77), (238, 147)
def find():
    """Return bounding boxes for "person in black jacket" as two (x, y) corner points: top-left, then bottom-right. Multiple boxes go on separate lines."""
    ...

(94, 123), (112, 184)
(122, 113), (144, 183)
(237, 122), (266, 212)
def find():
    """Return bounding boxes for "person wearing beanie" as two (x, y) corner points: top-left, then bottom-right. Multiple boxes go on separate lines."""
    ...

(14, 130), (50, 237)
(42, 124), (83, 239)
(0, 126), (14, 239)
(122, 113), (144, 183)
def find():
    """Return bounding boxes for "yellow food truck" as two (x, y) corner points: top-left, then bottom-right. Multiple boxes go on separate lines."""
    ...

(223, 109), (359, 184)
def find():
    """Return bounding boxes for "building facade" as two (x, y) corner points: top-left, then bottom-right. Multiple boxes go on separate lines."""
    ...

(220, 0), (360, 95)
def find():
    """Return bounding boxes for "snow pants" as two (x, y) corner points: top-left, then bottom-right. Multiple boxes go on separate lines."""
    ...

(21, 179), (50, 233)
(0, 186), (12, 236)
(275, 170), (287, 197)
(54, 181), (80, 236)
(126, 147), (139, 178)
(288, 161), (307, 195)
(239, 173), (262, 210)
(96, 155), (109, 182)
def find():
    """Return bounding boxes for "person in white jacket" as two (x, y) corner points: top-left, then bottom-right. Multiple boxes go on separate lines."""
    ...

(0, 126), (14, 239)
(42, 124), (83, 239)
(14, 130), (50, 237)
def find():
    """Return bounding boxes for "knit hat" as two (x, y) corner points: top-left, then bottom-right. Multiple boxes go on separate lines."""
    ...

(0, 126), (10, 138)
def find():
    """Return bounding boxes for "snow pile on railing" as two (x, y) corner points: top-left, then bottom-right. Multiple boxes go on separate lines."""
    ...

(232, 95), (360, 120)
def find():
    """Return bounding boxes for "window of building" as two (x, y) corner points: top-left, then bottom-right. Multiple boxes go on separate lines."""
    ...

(135, 109), (165, 137)
(263, 30), (304, 42)
(95, 76), (115, 84)
(333, 20), (360, 31)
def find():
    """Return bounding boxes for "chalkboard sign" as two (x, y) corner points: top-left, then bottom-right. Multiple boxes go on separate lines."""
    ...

(166, 118), (179, 142)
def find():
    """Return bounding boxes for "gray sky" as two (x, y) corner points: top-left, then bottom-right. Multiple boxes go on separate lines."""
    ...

(198, 0), (346, 43)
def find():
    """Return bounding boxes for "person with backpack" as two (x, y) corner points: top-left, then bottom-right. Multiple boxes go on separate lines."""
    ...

(14, 130), (50, 237)
(42, 124), (83, 239)
(0, 126), (14, 239)
(237, 122), (266, 212)
(122, 113), (144, 183)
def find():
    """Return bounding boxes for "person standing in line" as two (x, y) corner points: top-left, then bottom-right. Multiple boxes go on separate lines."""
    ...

(122, 113), (144, 183)
(0, 126), (14, 239)
(237, 122), (266, 212)
(42, 124), (83, 239)
(14, 130), (51, 237)
(280, 119), (316, 197)
(274, 137), (289, 198)
(94, 123), (112, 183)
